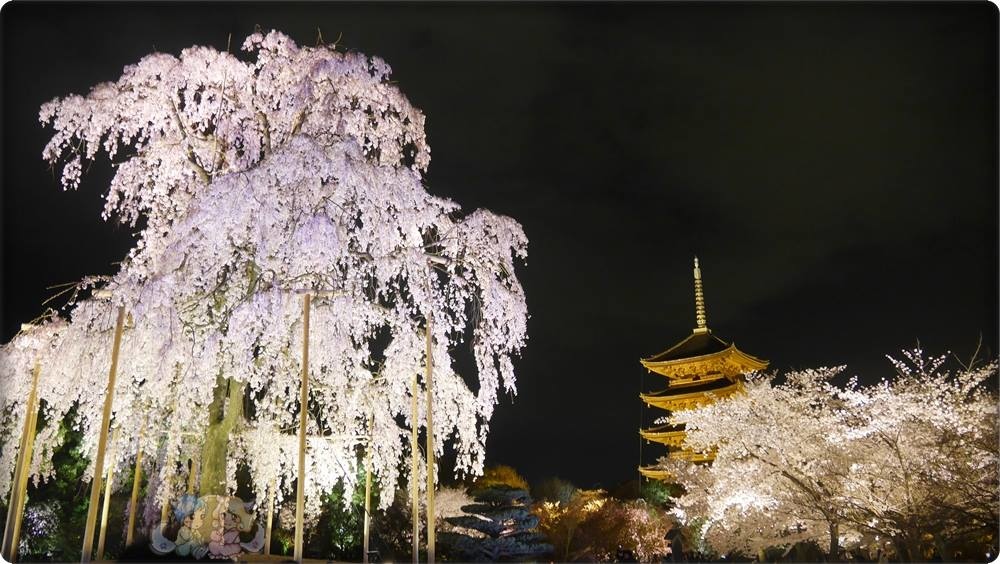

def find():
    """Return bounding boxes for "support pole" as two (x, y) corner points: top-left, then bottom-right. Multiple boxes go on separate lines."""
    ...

(2, 360), (40, 563)
(1, 400), (29, 562)
(1, 412), (28, 562)
(160, 374), (181, 532)
(9, 384), (39, 564)
(363, 416), (374, 564)
(125, 421), (145, 546)
(82, 305), (126, 563)
(294, 293), (311, 563)
(264, 476), (276, 557)
(411, 371), (420, 563)
(96, 428), (120, 559)
(159, 464), (174, 532)
(425, 314), (435, 563)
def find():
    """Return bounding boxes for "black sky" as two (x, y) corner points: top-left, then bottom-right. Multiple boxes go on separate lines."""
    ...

(2, 2), (997, 489)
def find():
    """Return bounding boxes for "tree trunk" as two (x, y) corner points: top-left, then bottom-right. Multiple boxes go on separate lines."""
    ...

(906, 537), (925, 563)
(934, 537), (953, 562)
(828, 522), (839, 562)
(794, 541), (810, 562)
(199, 374), (245, 495)
(890, 534), (923, 563)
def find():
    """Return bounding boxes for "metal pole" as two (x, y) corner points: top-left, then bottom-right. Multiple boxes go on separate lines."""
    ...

(411, 371), (420, 564)
(363, 415), (373, 564)
(96, 428), (120, 559)
(264, 476), (276, 556)
(2, 360), (40, 562)
(81, 305), (126, 563)
(294, 293), (311, 563)
(425, 314), (435, 563)
(125, 421), (145, 546)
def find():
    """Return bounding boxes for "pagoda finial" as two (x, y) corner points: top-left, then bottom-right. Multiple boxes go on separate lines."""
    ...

(693, 257), (709, 334)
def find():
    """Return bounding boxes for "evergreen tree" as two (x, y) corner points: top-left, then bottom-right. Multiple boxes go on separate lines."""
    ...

(440, 486), (552, 562)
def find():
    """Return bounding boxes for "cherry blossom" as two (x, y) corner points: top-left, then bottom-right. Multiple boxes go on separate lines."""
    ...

(2, 30), (529, 526)
(660, 350), (997, 560)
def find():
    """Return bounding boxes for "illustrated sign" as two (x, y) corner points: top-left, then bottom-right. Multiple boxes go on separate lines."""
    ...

(150, 494), (265, 559)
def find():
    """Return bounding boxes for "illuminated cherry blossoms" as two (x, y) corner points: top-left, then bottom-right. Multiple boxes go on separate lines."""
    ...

(659, 349), (998, 560)
(0, 30), (528, 525)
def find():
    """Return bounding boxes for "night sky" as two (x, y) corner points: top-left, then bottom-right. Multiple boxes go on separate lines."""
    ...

(2, 3), (997, 490)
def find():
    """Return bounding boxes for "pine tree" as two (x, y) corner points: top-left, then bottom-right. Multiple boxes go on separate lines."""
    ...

(440, 486), (552, 562)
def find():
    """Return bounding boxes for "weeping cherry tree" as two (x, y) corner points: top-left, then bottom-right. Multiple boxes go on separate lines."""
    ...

(0, 30), (529, 541)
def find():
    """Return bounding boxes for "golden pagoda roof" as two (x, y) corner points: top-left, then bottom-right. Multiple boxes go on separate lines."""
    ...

(638, 466), (675, 481)
(641, 380), (742, 411)
(643, 330), (731, 363)
(640, 426), (687, 447)
(641, 330), (768, 379)
(670, 449), (716, 463)
(639, 449), (715, 480)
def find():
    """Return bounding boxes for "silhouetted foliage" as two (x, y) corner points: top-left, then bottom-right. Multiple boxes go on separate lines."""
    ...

(440, 485), (552, 562)
(532, 476), (576, 504)
(473, 465), (530, 492)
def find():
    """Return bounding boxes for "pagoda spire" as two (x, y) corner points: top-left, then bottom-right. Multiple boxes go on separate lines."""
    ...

(693, 257), (709, 334)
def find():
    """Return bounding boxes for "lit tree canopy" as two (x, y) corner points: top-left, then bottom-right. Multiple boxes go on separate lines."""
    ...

(1, 30), (529, 518)
(534, 488), (672, 562)
(663, 367), (857, 558)
(661, 349), (998, 561)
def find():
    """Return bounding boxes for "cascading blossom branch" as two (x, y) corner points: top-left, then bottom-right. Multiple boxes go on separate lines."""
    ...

(2, 30), (529, 520)
(39, 30), (432, 277)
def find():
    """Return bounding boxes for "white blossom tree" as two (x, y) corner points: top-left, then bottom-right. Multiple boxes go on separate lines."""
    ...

(1, 29), (529, 533)
(835, 349), (998, 561)
(661, 368), (860, 559)
(660, 349), (998, 562)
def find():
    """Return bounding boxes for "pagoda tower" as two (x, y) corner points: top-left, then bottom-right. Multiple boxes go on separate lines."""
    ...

(638, 258), (768, 480)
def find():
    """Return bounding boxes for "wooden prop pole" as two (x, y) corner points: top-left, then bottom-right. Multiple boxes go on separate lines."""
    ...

(1, 419), (26, 560)
(363, 415), (374, 564)
(160, 374), (182, 532)
(81, 305), (126, 563)
(425, 314), (435, 563)
(264, 476), (276, 556)
(294, 293), (311, 563)
(1, 405), (29, 561)
(2, 361), (40, 563)
(96, 428), (121, 558)
(159, 466), (173, 531)
(125, 421), (145, 546)
(9, 381), (39, 564)
(411, 371), (420, 564)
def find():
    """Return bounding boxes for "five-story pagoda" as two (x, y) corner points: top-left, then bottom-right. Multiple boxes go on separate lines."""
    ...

(638, 258), (768, 480)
